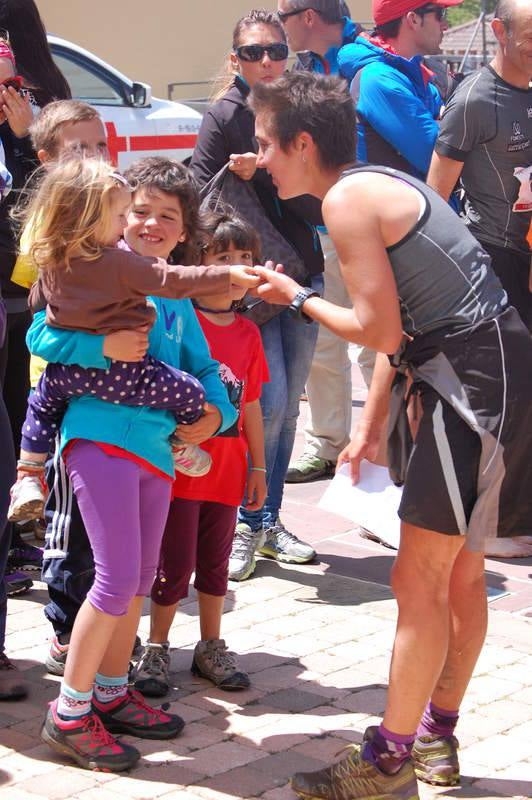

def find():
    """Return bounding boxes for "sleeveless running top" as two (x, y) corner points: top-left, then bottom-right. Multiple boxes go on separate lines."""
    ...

(339, 166), (507, 338)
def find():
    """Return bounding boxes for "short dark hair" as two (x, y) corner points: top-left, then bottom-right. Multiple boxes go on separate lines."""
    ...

(283, 0), (344, 24)
(123, 157), (201, 264)
(373, 18), (402, 38)
(249, 71), (356, 170)
(201, 208), (262, 264)
(232, 8), (285, 49)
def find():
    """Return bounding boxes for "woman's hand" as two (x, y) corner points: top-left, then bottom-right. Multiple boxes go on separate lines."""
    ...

(175, 402), (222, 445)
(229, 264), (261, 289)
(253, 263), (301, 305)
(337, 420), (383, 485)
(103, 325), (150, 362)
(245, 469), (267, 511)
(1, 87), (33, 138)
(229, 152), (258, 181)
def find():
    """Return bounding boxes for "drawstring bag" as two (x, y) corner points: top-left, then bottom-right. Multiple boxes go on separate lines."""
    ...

(199, 163), (307, 326)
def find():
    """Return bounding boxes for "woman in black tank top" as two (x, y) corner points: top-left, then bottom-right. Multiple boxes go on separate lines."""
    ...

(245, 71), (532, 800)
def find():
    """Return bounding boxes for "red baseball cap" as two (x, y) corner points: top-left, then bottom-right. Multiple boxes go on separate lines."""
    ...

(373, 0), (463, 26)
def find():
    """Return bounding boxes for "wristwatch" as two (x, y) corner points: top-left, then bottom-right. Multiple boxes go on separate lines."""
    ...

(288, 287), (319, 323)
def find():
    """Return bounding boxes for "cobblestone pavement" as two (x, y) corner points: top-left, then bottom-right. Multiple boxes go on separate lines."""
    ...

(1, 357), (530, 799)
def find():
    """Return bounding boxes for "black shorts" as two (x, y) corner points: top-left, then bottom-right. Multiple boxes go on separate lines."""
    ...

(398, 384), (481, 536)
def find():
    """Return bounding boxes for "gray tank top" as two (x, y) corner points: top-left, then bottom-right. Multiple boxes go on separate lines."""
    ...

(340, 166), (507, 337)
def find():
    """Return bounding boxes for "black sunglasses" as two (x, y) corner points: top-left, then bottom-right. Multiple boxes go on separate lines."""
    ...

(277, 7), (320, 23)
(234, 43), (289, 62)
(414, 5), (447, 21)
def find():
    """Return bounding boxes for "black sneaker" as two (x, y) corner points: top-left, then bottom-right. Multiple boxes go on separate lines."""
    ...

(7, 543), (43, 571)
(4, 569), (33, 597)
(40, 699), (140, 772)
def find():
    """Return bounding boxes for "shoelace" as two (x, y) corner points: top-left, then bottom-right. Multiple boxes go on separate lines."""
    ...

(126, 689), (169, 722)
(232, 530), (261, 558)
(139, 647), (169, 677)
(269, 523), (300, 547)
(83, 713), (119, 747)
(207, 644), (237, 672)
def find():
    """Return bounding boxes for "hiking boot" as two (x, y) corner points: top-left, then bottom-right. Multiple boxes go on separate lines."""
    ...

(8, 475), (46, 522)
(259, 518), (315, 564)
(285, 453), (335, 483)
(412, 734), (460, 786)
(172, 441), (212, 477)
(191, 639), (250, 691)
(131, 642), (170, 698)
(40, 699), (140, 772)
(291, 736), (419, 800)
(8, 542), (43, 571)
(0, 652), (28, 700)
(228, 523), (264, 581)
(4, 569), (33, 597)
(92, 688), (184, 739)
(46, 634), (70, 676)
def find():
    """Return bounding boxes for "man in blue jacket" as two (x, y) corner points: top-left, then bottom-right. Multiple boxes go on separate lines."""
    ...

(338, 0), (460, 179)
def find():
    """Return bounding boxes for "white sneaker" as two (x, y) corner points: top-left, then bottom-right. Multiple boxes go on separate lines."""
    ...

(172, 443), (212, 477)
(228, 523), (264, 581)
(7, 476), (46, 522)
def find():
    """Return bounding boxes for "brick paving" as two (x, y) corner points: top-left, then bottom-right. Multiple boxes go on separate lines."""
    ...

(1, 355), (530, 799)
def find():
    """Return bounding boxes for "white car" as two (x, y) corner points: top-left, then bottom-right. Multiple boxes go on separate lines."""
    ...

(48, 34), (202, 168)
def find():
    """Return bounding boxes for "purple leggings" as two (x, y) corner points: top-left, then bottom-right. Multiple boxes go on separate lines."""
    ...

(66, 440), (171, 616)
(151, 497), (237, 604)
(21, 355), (205, 454)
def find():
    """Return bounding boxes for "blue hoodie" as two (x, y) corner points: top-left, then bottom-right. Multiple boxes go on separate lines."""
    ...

(26, 296), (238, 477)
(338, 37), (442, 179)
(294, 17), (361, 75)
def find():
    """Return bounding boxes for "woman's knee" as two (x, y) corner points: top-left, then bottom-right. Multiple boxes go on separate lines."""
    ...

(391, 553), (451, 610)
(88, 570), (141, 616)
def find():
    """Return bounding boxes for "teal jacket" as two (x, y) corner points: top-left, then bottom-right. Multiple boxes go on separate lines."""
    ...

(27, 296), (237, 477)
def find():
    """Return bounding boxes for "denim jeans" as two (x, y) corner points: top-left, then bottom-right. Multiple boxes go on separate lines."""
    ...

(239, 275), (322, 531)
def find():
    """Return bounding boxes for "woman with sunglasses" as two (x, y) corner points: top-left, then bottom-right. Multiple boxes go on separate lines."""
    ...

(190, 9), (324, 579)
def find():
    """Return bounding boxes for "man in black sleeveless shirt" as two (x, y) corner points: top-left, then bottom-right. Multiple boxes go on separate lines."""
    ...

(249, 71), (532, 800)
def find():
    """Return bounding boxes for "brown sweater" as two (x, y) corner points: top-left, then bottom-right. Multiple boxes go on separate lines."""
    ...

(30, 247), (231, 335)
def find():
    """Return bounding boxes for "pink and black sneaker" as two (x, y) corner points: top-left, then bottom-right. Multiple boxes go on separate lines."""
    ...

(92, 688), (185, 740)
(40, 699), (140, 772)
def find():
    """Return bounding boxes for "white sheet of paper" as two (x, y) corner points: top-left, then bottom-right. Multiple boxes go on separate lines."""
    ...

(318, 461), (403, 550)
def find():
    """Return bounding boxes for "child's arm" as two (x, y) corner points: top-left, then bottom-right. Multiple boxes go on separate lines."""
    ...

(122, 255), (258, 300)
(242, 398), (267, 511)
(27, 310), (148, 368)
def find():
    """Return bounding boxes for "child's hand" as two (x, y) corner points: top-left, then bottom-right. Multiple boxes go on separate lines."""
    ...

(245, 468), (267, 511)
(103, 325), (149, 362)
(175, 402), (222, 445)
(253, 262), (301, 305)
(229, 265), (260, 289)
(1, 87), (33, 138)
(229, 152), (257, 181)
